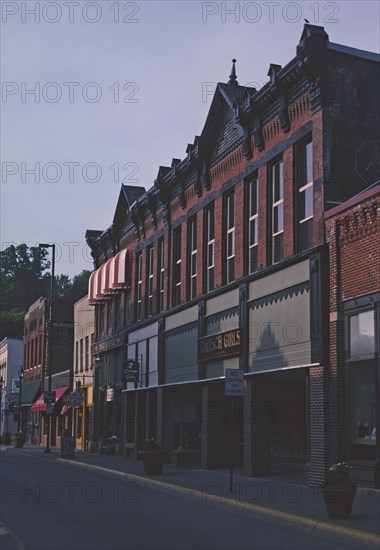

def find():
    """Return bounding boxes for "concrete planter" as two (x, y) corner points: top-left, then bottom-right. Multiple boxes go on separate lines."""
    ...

(13, 435), (25, 448)
(320, 485), (357, 519)
(139, 451), (167, 475)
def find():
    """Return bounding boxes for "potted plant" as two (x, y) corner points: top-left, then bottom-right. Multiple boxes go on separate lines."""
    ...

(320, 461), (357, 519)
(13, 431), (25, 448)
(139, 437), (167, 475)
(2, 432), (11, 445)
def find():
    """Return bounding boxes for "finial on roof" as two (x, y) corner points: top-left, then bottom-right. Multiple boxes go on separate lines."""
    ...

(228, 58), (238, 85)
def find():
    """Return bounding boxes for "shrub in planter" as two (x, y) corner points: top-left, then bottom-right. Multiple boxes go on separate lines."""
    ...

(13, 431), (25, 448)
(2, 432), (11, 445)
(139, 438), (167, 475)
(320, 462), (357, 519)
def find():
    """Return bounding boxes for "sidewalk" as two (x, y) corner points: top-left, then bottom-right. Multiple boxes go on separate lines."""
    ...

(3, 444), (380, 544)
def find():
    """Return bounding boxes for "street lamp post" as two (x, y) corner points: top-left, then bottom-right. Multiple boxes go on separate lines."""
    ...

(39, 243), (55, 454)
(17, 370), (23, 432)
(0, 376), (4, 435)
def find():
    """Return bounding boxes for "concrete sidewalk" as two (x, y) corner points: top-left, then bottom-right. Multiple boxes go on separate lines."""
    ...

(3, 445), (380, 545)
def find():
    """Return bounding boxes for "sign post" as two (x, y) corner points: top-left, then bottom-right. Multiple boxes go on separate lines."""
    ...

(225, 369), (244, 492)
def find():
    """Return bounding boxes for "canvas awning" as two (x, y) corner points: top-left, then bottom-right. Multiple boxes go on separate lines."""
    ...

(21, 380), (41, 406)
(30, 387), (69, 413)
(88, 249), (131, 305)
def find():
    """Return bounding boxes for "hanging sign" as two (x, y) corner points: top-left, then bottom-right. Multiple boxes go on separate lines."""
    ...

(123, 359), (139, 384)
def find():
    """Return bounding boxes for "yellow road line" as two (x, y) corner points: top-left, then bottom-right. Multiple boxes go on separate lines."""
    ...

(58, 459), (380, 546)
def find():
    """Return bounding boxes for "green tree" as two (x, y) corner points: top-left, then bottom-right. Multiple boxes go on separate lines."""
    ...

(70, 270), (92, 303)
(54, 274), (72, 299)
(0, 244), (50, 310)
(0, 245), (92, 339)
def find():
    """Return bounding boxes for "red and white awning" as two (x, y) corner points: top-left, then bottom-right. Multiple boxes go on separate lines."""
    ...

(88, 249), (131, 305)
(31, 387), (69, 413)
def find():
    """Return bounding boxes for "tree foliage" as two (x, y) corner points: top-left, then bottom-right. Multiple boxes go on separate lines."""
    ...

(0, 244), (92, 338)
(0, 244), (50, 309)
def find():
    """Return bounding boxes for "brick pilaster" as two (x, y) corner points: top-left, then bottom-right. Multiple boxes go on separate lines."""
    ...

(308, 365), (327, 486)
(156, 386), (164, 448)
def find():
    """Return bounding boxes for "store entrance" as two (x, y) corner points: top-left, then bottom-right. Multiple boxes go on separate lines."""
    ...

(265, 369), (308, 473)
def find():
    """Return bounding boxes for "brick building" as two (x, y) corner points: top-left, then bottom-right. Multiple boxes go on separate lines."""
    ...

(325, 183), (380, 486)
(86, 25), (379, 486)
(23, 296), (74, 446)
(72, 295), (95, 450)
(0, 337), (23, 437)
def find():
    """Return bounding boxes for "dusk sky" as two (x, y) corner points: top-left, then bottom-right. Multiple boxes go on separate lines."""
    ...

(2, 0), (379, 277)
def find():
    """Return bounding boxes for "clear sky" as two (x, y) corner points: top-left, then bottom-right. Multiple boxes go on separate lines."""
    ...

(1, 0), (379, 277)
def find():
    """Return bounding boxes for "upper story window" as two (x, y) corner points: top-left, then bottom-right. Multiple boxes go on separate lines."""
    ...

(75, 341), (79, 373)
(204, 204), (215, 293)
(79, 338), (84, 372)
(107, 301), (113, 332)
(39, 335), (42, 364)
(270, 159), (284, 264)
(296, 138), (313, 252)
(246, 177), (259, 274)
(85, 335), (89, 371)
(157, 238), (165, 312)
(173, 226), (182, 307)
(187, 216), (197, 301)
(115, 294), (120, 329)
(136, 252), (143, 320)
(224, 191), (235, 284)
(99, 303), (105, 335)
(147, 245), (154, 317)
(124, 290), (131, 325)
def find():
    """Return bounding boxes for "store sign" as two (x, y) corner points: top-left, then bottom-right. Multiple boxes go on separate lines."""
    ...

(106, 388), (114, 402)
(199, 328), (241, 362)
(44, 391), (56, 404)
(92, 335), (123, 355)
(123, 359), (139, 384)
(69, 391), (83, 406)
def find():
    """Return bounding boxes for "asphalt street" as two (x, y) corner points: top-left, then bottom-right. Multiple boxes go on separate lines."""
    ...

(1, 449), (378, 550)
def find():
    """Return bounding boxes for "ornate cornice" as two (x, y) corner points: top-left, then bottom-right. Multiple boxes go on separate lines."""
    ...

(338, 201), (379, 243)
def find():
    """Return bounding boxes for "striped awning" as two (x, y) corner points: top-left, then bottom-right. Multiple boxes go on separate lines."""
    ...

(31, 387), (69, 413)
(88, 249), (131, 305)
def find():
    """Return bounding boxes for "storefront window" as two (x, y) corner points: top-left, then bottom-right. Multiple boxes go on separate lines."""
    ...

(348, 309), (376, 458)
(172, 388), (201, 451)
(349, 310), (375, 358)
(351, 362), (376, 444)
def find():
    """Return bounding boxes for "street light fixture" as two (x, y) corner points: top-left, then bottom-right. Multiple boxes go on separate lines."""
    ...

(39, 243), (55, 454)
(17, 369), (23, 432)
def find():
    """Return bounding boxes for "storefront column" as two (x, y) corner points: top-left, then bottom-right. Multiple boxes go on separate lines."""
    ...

(308, 365), (327, 486)
(133, 392), (140, 458)
(201, 384), (209, 469)
(243, 377), (254, 476)
(156, 387), (164, 446)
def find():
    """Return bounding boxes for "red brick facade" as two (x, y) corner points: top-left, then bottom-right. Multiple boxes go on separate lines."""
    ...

(326, 185), (380, 485)
(86, 25), (379, 486)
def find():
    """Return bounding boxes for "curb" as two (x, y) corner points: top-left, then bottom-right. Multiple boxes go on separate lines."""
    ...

(58, 458), (380, 547)
(357, 487), (380, 497)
